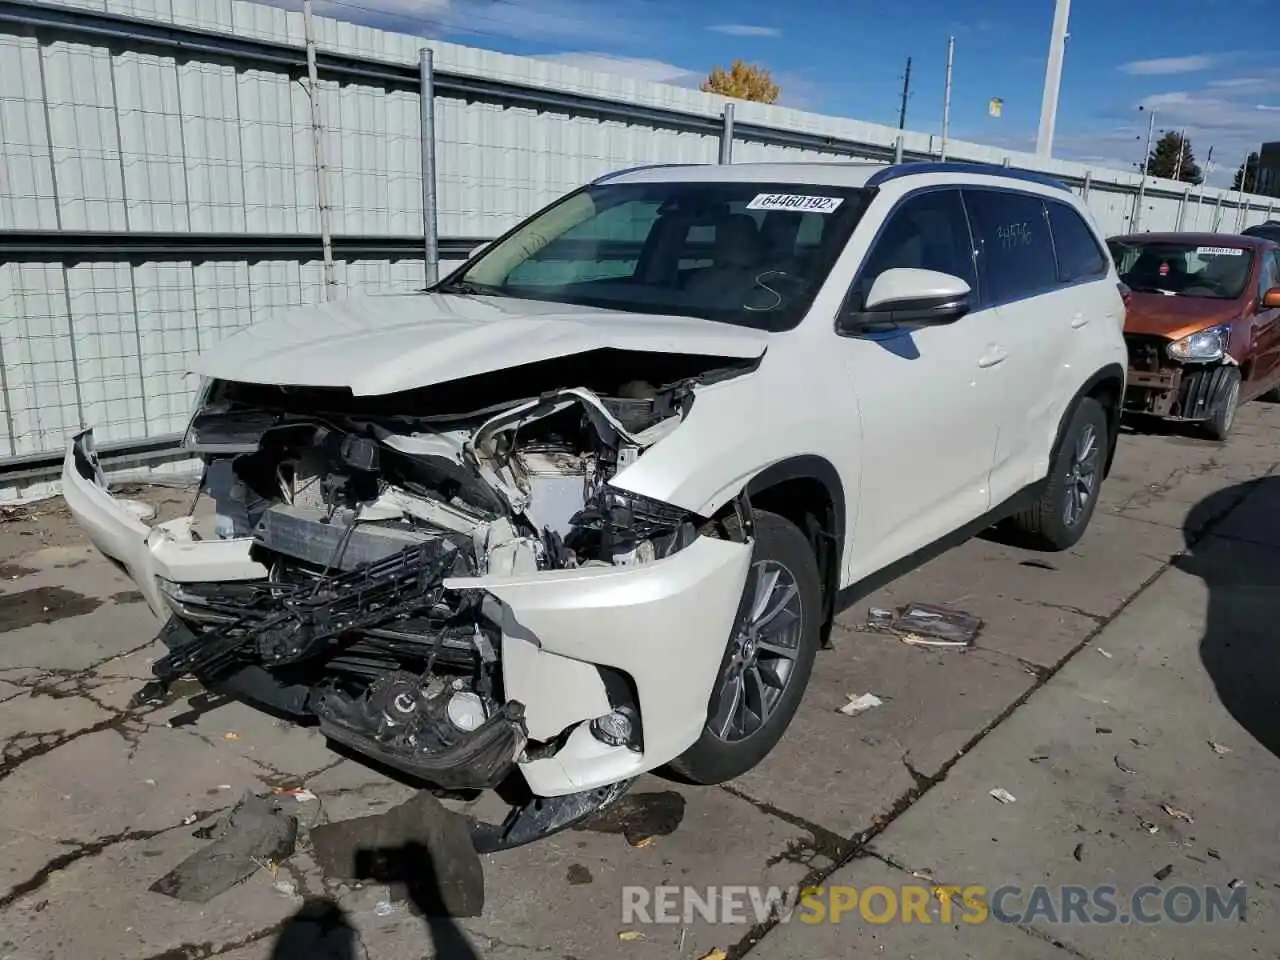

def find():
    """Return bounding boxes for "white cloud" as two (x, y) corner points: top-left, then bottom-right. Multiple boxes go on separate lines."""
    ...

(709, 24), (781, 37)
(1120, 55), (1215, 76)
(535, 52), (702, 87)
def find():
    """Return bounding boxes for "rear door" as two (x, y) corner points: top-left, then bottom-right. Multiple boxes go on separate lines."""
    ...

(962, 189), (1101, 500)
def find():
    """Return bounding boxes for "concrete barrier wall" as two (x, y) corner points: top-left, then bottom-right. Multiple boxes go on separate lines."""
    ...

(2, 0), (1278, 493)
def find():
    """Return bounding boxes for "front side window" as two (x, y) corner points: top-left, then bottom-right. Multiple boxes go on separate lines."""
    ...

(1259, 249), (1280, 300)
(964, 189), (1058, 303)
(437, 181), (873, 332)
(1105, 239), (1255, 301)
(1047, 200), (1108, 283)
(847, 188), (978, 309)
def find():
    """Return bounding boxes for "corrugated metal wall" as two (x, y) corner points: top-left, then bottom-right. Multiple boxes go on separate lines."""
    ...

(2, 0), (1278, 496)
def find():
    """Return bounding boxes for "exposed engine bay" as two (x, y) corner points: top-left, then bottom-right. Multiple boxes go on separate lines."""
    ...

(136, 349), (756, 799)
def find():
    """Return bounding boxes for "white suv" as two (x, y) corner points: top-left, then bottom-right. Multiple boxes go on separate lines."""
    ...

(63, 161), (1126, 847)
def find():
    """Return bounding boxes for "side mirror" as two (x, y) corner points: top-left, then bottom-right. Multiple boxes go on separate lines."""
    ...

(1264, 287), (1280, 310)
(839, 267), (972, 333)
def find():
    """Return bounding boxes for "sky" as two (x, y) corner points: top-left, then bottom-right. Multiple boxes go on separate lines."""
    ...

(280, 0), (1279, 186)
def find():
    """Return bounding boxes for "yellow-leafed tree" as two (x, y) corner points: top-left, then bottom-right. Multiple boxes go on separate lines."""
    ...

(701, 60), (780, 103)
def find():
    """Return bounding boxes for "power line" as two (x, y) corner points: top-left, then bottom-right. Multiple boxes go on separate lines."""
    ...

(897, 56), (912, 130)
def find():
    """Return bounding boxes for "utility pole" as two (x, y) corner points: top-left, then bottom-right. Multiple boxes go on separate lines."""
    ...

(898, 56), (912, 130)
(940, 38), (954, 160)
(1139, 107), (1157, 176)
(303, 0), (337, 298)
(1035, 0), (1071, 156)
(1133, 107), (1157, 232)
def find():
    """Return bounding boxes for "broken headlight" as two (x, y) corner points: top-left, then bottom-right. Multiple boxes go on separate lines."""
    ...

(566, 489), (698, 565)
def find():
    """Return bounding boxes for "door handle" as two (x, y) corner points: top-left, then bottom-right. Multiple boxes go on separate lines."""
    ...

(977, 345), (1008, 368)
(1071, 313), (1089, 328)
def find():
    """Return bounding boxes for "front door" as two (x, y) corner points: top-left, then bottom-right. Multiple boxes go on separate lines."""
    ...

(837, 187), (1004, 583)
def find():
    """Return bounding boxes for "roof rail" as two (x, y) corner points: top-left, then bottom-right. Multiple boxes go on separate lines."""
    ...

(591, 163), (697, 184)
(865, 160), (1071, 193)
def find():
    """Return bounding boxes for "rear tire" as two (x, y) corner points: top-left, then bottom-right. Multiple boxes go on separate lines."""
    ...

(666, 510), (821, 785)
(1203, 367), (1242, 442)
(1006, 397), (1109, 552)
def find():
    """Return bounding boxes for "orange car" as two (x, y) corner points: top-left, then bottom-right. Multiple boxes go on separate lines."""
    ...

(1107, 232), (1280, 440)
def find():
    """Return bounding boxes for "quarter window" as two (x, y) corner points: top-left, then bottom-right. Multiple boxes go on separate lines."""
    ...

(964, 189), (1057, 303)
(1046, 200), (1108, 283)
(849, 189), (977, 308)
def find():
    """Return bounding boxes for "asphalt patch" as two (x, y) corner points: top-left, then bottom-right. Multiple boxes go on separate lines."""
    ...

(574, 790), (686, 844)
(0, 586), (101, 631)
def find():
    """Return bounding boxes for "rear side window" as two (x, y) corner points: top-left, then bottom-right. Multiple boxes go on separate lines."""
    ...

(1047, 200), (1108, 282)
(964, 189), (1057, 304)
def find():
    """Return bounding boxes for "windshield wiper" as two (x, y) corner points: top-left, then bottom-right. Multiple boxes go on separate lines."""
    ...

(1123, 282), (1174, 295)
(434, 279), (505, 297)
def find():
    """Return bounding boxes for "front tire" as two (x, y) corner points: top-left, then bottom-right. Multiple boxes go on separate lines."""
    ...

(1204, 367), (1242, 442)
(1006, 397), (1109, 551)
(666, 510), (821, 785)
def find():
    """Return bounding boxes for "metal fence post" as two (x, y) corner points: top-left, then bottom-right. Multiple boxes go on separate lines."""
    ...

(1212, 192), (1224, 231)
(1132, 178), (1147, 232)
(303, 0), (337, 298)
(419, 46), (440, 286)
(1081, 170), (1091, 202)
(1175, 187), (1190, 231)
(719, 102), (735, 164)
(893, 135), (903, 164)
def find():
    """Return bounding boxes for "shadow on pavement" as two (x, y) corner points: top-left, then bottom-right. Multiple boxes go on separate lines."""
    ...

(1181, 478), (1280, 760)
(270, 899), (358, 959)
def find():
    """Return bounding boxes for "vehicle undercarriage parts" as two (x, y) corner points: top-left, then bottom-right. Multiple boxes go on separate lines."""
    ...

(313, 673), (526, 790)
(1124, 332), (1240, 420)
(468, 778), (636, 853)
(139, 537), (471, 697)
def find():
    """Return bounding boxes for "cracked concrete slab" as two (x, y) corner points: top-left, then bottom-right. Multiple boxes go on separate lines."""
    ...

(0, 407), (1277, 959)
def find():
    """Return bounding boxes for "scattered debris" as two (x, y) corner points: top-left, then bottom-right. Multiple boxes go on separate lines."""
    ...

(617, 931), (647, 942)
(866, 602), (983, 648)
(1029, 754), (1050, 764)
(1208, 849), (1222, 860)
(374, 900), (395, 917)
(989, 788), (1017, 804)
(629, 835), (655, 849)
(1114, 754), (1138, 775)
(182, 814), (198, 826)
(272, 787), (319, 802)
(1208, 740), (1233, 756)
(1019, 559), (1058, 571)
(1154, 864), (1174, 881)
(566, 864), (593, 885)
(272, 879), (297, 898)
(1130, 738), (1146, 748)
(1161, 804), (1194, 824)
(838, 693), (884, 716)
(1228, 878), (1244, 890)
(309, 791), (484, 918)
(143, 779), (157, 787)
(1095, 727), (1113, 735)
(911, 867), (934, 881)
(576, 791), (686, 846)
(697, 950), (728, 960)
(223, 732), (241, 741)
(1097, 648), (1113, 659)
(1073, 843), (1084, 862)
(151, 792), (299, 903)
(1136, 815), (1159, 834)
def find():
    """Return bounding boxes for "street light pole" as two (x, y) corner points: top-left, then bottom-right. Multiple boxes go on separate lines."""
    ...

(940, 36), (954, 160)
(1035, 0), (1071, 156)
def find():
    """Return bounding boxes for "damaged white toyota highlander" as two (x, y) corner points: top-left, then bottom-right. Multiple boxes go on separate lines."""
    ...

(63, 161), (1127, 847)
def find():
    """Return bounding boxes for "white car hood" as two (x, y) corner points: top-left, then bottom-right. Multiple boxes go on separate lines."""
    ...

(191, 292), (771, 395)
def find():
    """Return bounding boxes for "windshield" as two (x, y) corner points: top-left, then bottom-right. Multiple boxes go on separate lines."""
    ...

(435, 180), (873, 332)
(1106, 239), (1254, 300)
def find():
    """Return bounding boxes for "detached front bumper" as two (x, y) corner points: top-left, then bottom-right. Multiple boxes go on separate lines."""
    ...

(61, 429), (267, 620)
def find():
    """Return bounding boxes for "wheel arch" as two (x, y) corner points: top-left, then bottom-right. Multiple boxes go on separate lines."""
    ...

(1054, 363), (1126, 478)
(737, 455), (847, 647)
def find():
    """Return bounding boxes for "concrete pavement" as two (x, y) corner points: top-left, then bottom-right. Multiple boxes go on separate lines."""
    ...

(1, 404), (1278, 960)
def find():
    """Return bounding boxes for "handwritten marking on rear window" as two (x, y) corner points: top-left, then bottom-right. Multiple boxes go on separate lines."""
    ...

(747, 194), (844, 213)
(995, 222), (1032, 249)
(1195, 246), (1245, 256)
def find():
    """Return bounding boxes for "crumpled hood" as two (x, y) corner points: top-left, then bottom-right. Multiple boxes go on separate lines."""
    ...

(1123, 292), (1243, 341)
(191, 292), (771, 395)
